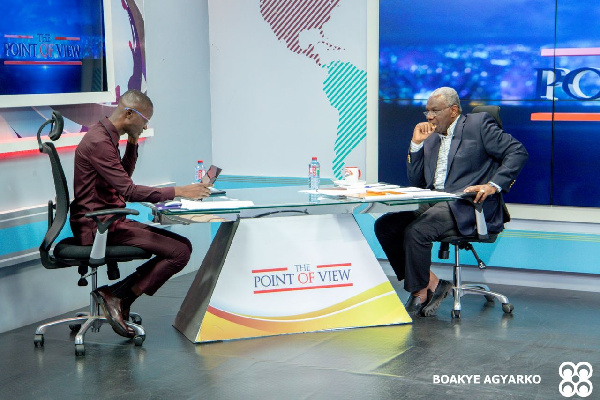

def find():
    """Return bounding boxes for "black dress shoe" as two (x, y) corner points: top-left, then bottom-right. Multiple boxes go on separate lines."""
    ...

(122, 304), (130, 323)
(421, 279), (453, 317)
(92, 286), (133, 338)
(404, 295), (426, 318)
(120, 295), (139, 323)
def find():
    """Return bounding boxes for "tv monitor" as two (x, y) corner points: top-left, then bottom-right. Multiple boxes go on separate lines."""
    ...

(0, 0), (115, 107)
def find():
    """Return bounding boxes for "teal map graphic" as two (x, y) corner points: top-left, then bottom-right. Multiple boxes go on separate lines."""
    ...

(323, 61), (367, 178)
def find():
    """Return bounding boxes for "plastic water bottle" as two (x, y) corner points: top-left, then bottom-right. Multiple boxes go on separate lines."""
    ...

(194, 160), (206, 183)
(308, 157), (320, 190)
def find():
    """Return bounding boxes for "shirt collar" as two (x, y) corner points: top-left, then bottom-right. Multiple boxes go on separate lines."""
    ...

(439, 115), (460, 139)
(100, 116), (120, 148)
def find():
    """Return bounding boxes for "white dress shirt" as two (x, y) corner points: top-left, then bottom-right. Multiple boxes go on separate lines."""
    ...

(410, 117), (459, 190)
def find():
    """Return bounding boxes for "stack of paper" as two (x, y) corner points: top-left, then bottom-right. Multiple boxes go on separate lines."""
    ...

(299, 183), (457, 202)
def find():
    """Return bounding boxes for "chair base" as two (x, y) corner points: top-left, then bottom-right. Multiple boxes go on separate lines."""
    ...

(447, 243), (514, 319)
(34, 312), (145, 356)
(33, 269), (146, 356)
(450, 282), (514, 319)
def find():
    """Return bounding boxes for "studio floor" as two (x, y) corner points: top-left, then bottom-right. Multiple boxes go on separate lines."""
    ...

(1, 263), (598, 400)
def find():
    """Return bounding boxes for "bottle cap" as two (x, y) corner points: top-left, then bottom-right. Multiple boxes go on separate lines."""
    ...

(198, 160), (203, 163)
(312, 157), (317, 160)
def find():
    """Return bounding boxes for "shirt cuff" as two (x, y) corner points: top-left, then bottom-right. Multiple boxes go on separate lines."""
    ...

(161, 186), (176, 202)
(488, 181), (502, 193)
(410, 141), (424, 152)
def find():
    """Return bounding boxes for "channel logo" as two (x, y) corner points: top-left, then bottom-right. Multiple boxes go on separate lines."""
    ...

(532, 47), (600, 123)
(559, 362), (593, 398)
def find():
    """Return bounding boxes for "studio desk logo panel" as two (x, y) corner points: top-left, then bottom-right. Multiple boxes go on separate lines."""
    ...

(192, 215), (410, 342)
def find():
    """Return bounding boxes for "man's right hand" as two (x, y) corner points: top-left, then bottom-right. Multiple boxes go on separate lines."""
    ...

(174, 183), (211, 200)
(412, 122), (437, 144)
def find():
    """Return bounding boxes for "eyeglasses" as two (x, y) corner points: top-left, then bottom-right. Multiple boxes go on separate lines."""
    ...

(125, 107), (150, 122)
(423, 105), (453, 117)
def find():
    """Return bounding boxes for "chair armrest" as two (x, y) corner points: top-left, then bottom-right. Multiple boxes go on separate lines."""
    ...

(85, 208), (140, 266)
(457, 192), (488, 239)
(85, 208), (140, 234)
(85, 208), (139, 216)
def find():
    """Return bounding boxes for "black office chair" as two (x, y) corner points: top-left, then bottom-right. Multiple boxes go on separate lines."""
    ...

(437, 105), (514, 319)
(34, 111), (151, 355)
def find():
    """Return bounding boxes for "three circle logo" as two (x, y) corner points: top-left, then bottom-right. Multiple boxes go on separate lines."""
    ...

(559, 362), (593, 398)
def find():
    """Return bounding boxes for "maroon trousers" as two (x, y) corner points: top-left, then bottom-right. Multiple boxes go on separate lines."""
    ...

(107, 220), (192, 295)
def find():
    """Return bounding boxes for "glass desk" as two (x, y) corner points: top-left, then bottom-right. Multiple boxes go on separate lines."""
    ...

(145, 186), (457, 343)
(147, 185), (457, 224)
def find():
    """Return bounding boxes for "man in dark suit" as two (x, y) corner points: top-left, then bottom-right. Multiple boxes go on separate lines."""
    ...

(374, 87), (528, 317)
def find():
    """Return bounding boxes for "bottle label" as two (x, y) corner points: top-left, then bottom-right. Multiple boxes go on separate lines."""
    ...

(310, 165), (319, 177)
(196, 169), (206, 181)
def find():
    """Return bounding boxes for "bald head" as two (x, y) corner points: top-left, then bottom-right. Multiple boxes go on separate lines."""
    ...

(119, 89), (153, 110)
(110, 89), (154, 137)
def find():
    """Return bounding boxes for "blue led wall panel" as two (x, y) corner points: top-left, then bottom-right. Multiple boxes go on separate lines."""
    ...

(379, 0), (600, 207)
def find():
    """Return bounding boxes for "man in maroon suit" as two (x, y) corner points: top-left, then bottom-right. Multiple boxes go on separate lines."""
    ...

(70, 89), (211, 337)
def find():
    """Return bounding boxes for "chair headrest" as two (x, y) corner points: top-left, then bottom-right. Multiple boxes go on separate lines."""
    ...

(37, 111), (65, 152)
(472, 105), (503, 129)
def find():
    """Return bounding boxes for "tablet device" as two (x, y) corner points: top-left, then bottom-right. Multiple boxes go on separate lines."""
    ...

(202, 165), (222, 184)
(202, 165), (226, 195)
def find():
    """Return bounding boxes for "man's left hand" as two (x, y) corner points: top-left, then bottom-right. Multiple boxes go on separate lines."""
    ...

(127, 132), (140, 145)
(464, 184), (497, 203)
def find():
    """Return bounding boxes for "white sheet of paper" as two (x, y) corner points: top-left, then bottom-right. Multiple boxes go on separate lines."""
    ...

(299, 188), (365, 196)
(409, 191), (457, 198)
(180, 199), (254, 210)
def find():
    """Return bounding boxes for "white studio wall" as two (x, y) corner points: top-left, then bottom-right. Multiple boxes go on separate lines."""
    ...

(209, 0), (368, 180)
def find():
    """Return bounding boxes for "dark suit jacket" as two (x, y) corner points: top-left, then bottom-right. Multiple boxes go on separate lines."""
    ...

(407, 112), (528, 235)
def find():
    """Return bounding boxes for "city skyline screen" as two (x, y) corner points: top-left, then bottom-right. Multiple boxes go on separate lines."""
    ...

(379, 0), (600, 207)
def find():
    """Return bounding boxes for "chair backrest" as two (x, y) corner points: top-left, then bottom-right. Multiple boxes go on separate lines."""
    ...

(470, 105), (511, 236)
(472, 105), (503, 129)
(37, 112), (71, 269)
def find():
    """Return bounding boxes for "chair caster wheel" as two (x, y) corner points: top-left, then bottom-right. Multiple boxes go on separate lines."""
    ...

(75, 344), (85, 356)
(69, 324), (82, 332)
(451, 310), (461, 319)
(502, 303), (514, 314)
(133, 335), (145, 347)
(34, 334), (44, 347)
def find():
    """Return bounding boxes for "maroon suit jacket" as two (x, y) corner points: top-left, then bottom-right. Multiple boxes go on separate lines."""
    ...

(70, 117), (174, 244)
